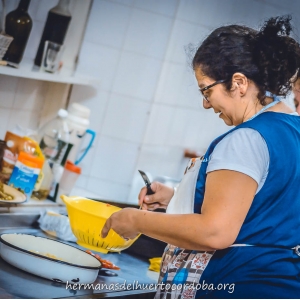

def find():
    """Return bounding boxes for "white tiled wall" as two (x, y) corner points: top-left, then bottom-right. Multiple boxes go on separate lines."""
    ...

(0, 1), (61, 139)
(0, 0), (91, 139)
(0, 74), (69, 140)
(0, 75), (47, 138)
(69, 0), (179, 201)
(1, 0), (299, 204)
(68, 0), (300, 203)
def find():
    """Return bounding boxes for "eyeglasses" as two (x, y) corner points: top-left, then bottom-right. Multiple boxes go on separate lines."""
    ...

(200, 79), (226, 102)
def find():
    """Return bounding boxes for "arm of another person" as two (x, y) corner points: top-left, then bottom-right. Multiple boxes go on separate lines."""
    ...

(102, 170), (257, 251)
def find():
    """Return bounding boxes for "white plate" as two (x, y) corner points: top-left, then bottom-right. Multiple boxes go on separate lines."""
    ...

(0, 184), (27, 204)
(0, 233), (101, 284)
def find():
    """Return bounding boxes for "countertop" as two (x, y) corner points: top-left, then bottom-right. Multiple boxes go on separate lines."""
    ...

(0, 214), (159, 299)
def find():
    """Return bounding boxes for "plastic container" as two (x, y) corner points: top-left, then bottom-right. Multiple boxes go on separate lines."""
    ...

(8, 151), (44, 201)
(1, 131), (38, 184)
(68, 102), (90, 119)
(66, 103), (96, 165)
(61, 195), (140, 253)
(38, 210), (76, 242)
(56, 160), (81, 204)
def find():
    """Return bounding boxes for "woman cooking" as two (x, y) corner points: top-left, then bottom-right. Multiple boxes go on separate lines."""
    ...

(101, 15), (300, 298)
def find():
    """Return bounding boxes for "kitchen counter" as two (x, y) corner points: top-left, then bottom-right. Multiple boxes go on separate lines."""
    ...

(0, 214), (159, 299)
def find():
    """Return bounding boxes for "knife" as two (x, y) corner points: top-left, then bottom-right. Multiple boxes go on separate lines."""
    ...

(138, 170), (155, 195)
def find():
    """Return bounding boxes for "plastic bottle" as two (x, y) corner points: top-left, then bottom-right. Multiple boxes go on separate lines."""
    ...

(66, 103), (96, 165)
(3, 0), (33, 64)
(37, 109), (71, 201)
(8, 151), (44, 201)
(56, 160), (81, 205)
(32, 160), (53, 200)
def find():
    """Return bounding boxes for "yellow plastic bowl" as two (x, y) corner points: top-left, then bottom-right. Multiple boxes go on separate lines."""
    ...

(61, 195), (140, 254)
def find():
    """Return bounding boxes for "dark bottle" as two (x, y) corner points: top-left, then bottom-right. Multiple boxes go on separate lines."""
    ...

(3, 0), (32, 64)
(0, 140), (6, 174)
(34, 0), (72, 67)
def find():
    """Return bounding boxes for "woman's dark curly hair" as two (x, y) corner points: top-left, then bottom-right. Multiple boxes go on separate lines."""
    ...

(192, 15), (300, 105)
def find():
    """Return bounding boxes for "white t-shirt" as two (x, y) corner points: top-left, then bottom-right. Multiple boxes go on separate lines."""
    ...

(206, 112), (298, 193)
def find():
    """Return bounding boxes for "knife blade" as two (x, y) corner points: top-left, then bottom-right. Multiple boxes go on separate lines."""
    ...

(138, 170), (155, 195)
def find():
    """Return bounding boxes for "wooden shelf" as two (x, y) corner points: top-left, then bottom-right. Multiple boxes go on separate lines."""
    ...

(0, 57), (99, 86)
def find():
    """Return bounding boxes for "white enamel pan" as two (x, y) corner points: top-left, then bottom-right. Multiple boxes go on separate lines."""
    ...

(0, 233), (101, 284)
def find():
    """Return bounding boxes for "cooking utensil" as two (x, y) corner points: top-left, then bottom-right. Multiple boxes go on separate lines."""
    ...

(61, 195), (140, 253)
(0, 233), (101, 284)
(138, 170), (163, 210)
(138, 170), (154, 195)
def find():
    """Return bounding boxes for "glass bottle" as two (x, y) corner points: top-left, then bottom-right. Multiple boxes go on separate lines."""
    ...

(3, 0), (32, 64)
(34, 0), (72, 67)
(38, 109), (70, 167)
(37, 109), (72, 201)
(0, 140), (6, 177)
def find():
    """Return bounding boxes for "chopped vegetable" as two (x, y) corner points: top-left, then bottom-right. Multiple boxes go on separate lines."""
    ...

(0, 182), (13, 200)
(85, 250), (120, 270)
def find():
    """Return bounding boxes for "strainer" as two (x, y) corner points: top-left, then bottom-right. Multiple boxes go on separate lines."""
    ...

(61, 195), (140, 253)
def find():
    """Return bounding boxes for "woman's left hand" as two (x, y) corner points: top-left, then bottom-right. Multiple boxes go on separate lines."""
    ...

(101, 208), (140, 240)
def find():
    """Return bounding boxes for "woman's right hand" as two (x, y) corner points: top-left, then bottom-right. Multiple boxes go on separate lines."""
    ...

(138, 182), (175, 211)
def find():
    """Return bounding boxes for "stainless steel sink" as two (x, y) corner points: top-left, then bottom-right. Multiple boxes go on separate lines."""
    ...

(0, 212), (40, 230)
(0, 212), (159, 299)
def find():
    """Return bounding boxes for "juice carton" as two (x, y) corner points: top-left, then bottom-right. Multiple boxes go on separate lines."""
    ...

(8, 151), (44, 201)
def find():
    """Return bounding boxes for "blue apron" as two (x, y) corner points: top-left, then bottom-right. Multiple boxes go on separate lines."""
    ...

(155, 112), (300, 299)
(195, 112), (300, 298)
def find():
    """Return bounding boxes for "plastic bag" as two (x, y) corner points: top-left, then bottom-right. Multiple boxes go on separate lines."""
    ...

(38, 210), (76, 242)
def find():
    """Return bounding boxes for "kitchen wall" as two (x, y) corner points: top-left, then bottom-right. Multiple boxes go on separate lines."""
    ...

(69, 0), (299, 203)
(0, 0), (299, 204)
(0, 0), (66, 140)
(0, 0), (91, 141)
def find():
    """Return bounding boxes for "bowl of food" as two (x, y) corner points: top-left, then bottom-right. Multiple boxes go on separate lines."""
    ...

(0, 233), (101, 283)
(0, 182), (26, 204)
(61, 195), (140, 253)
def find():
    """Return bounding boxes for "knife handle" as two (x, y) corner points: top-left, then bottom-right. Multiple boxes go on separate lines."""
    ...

(138, 170), (155, 195)
(146, 184), (155, 195)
